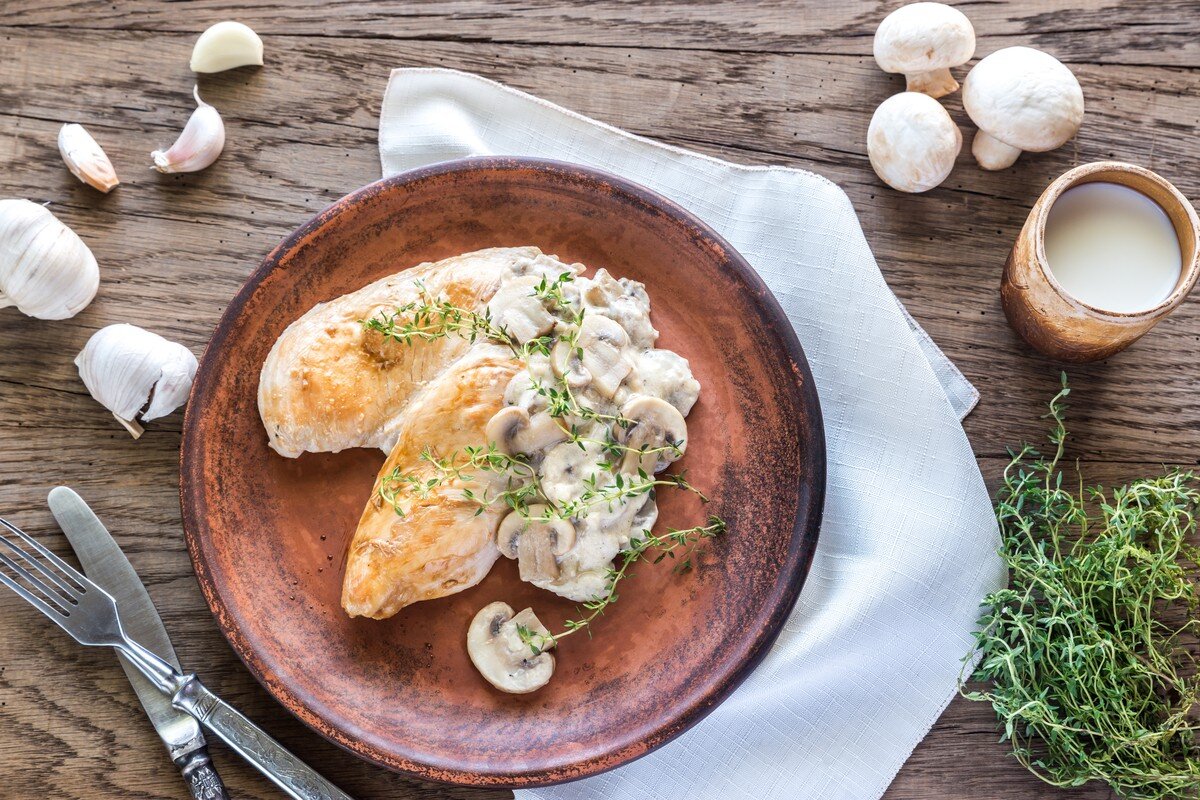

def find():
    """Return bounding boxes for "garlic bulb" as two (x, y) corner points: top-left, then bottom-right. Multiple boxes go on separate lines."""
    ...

(151, 87), (225, 174)
(75, 324), (198, 439)
(190, 21), (264, 73)
(0, 199), (99, 320)
(58, 124), (119, 193)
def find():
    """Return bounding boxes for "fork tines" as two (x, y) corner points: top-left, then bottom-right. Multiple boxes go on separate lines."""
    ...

(0, 516), (88, 618)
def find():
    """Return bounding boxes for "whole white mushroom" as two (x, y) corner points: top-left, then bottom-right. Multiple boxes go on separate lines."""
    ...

(867, 92), (963, 193)
(963, 46), (1084, 170)
(873, 2), (976, 98)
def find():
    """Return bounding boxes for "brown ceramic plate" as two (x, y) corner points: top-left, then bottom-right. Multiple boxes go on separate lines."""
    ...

(180, 157), (824, 787)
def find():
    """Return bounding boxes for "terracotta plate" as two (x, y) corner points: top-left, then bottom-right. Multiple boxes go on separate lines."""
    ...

(181, 157), (825, 787)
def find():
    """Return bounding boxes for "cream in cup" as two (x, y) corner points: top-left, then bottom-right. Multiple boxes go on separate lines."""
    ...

(1001, 162), (1200, 362)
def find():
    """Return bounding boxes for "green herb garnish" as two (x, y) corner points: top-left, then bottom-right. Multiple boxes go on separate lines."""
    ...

(964, 374), (1200, 799)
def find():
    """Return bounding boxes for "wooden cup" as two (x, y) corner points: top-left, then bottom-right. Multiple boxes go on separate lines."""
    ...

(1001, 161), (1200, 362)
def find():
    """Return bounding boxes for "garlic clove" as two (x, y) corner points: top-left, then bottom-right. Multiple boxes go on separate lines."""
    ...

(75, 324), (199, 439)
(58, 124), (120, 193)
(190, 21), (264, 73)
(0, 199), (99, 320)
(151, 87), (225, 174)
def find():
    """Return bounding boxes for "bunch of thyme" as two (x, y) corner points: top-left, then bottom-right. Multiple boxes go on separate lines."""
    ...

(964, 374), (1200, 799)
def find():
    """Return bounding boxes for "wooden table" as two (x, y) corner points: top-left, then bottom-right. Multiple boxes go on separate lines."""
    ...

(2, 2), (1197, 797)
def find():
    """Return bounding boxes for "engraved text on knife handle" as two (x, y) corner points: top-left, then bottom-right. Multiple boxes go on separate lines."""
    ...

(175, 745), (231, 800)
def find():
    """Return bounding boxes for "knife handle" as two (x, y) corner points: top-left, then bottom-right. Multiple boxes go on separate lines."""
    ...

(173, 675), (354, 800)
(175, 746), (231, 800)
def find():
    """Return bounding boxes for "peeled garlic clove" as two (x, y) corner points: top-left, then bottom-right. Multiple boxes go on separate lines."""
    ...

(190, 21), (264, 73)
(0, 199), (99, 320)
(152, 87), (225, 174)
(75, 324), (198, 439)
(57, 124), (119, 193)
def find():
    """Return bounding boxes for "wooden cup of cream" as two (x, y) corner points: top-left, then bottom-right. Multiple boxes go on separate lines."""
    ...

(1001, 161), (1200, 362)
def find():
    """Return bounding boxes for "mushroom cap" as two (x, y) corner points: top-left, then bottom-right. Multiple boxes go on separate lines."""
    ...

(485, 405), (566, 455)
(962, 46), (1084, 153)
(873, 2), (975, 75)
(496, 506), (576, 566)
(466, 602), (556, 694)
(867, 92), (962, 193)
(617, 395), (688, 474)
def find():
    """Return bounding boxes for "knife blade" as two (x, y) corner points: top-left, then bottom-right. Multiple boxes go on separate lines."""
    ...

(48, 487), (230, 800)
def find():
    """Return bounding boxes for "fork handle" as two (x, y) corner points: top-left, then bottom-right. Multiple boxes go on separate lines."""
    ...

(175, 745), (231, 800)
(173, 676), (354, 800)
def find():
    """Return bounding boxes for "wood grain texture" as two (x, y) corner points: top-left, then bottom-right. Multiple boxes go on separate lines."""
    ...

(0, 1), (1197, 798)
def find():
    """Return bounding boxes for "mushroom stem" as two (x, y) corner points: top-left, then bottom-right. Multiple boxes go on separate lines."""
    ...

(0, 291), (12, 310)
(905, 67), (959, 99)
(972, 130), (1022, 170)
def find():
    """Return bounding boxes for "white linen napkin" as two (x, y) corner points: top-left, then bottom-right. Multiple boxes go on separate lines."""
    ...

(379, 68), (1005, 800)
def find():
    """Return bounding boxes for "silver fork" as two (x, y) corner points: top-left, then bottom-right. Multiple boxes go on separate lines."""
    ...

(0, 517), (355, 800)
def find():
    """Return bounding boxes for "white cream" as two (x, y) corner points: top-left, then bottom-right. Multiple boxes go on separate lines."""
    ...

(1045, 182), (1182, 314)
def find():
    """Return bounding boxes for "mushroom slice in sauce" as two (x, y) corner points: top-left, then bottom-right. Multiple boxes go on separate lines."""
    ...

(467, 601), (555, 693)
(551, 314), (632, 398)
(617, 395), (688, 474)
(496, 505), (576, 565)
(485, 406), (566, 456)
(517, 516), (576, 582)
(488, 275), (556, 344)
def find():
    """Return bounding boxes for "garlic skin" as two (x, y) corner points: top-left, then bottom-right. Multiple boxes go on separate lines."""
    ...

(58, 124), (119, 193)
(75, 324), (198, 439)
(190, 21), (264, 73)
(152, 87), (225, 174)
(0, 199), (99, 320)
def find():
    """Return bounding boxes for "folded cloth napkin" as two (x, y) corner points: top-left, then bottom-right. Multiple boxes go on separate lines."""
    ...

(379, 69), (1005, 800)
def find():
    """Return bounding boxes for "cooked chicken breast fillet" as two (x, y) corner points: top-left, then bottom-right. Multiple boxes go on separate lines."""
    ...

(259, 247), (538, 458)
(258, 246), (583, 619)
(343, 343), (521, 618)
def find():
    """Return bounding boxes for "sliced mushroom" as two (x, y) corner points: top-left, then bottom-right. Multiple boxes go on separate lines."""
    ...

(488, 275), (556, 344)
(549, 337), (591, 388)
(467, 601), (556, 694)
(617, 395), (688, 474)
(503, 371), (538, 406)
(485, 406), (566, 456)
(496, 505), (576, 564)
(551, 314), (632, 398)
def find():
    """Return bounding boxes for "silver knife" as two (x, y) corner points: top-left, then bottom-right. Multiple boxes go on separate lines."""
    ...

(48, 486), (231, 800)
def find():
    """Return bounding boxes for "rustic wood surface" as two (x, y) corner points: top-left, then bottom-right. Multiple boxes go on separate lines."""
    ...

(1, 1), (1197, 797)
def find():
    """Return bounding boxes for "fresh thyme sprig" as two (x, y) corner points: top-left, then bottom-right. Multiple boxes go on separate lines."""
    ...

(963, 374), (1200, 800)
(517, 516), (728, 654)
(363, 281), (553, 360)
(378, 444), (544, 517)
(533, 272), (584, 324)
(556, 469), (705, 520)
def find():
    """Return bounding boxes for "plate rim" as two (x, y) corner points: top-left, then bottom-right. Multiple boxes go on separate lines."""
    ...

(180, 155), (826, 787)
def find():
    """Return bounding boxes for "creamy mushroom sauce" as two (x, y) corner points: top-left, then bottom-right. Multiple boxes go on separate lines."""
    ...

(485, 259), (700, 602)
